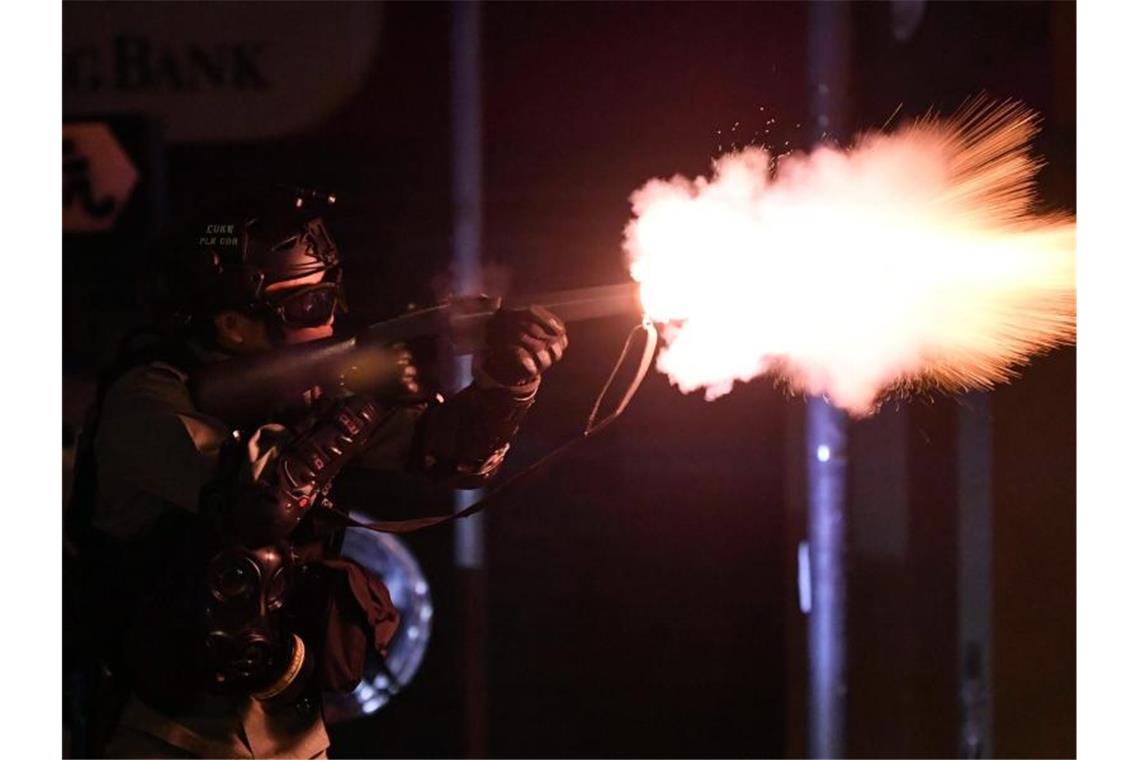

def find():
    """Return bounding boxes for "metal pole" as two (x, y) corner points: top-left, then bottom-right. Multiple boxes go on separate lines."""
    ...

(451, 2), (488, 756)
(956, 393), (993, 758)
(805, 3), (852, 757)
(451, 0), (485, 562)
(805, 398), (848, 758)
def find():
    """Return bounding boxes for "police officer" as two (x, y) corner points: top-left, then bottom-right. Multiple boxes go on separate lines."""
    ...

(66, 190), (568, 758)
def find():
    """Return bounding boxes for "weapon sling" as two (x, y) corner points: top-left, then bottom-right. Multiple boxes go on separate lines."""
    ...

(323, 319), (658, 535)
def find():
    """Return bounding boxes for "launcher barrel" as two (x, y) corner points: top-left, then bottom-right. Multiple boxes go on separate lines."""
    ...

(191, 282), (644, 424)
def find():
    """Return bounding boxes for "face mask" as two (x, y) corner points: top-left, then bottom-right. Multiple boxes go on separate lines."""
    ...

(203, 545), (292, 691)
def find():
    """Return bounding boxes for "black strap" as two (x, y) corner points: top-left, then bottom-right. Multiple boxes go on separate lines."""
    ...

(328, 319), (657, 535)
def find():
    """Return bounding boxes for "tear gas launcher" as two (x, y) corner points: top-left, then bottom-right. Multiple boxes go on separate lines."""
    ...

(191, 282), (645, 425)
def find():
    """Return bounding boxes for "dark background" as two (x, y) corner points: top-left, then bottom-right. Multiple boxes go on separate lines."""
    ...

(62, 2), (1075, 757)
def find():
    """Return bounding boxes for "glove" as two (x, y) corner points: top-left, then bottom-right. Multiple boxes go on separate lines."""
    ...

(341, 342), (422, 402)
(478, 305), (569, 388)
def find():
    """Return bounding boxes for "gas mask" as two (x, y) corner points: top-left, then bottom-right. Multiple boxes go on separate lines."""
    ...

(203, 544), (301, 696)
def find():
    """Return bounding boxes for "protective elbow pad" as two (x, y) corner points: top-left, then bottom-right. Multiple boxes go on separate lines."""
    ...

(214, 396), (387, 547)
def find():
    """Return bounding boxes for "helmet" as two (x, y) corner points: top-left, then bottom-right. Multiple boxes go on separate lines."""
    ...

(182, 186), (345, 325)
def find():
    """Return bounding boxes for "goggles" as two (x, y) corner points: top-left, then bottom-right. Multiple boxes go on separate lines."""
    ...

(259, 271), (347, 329)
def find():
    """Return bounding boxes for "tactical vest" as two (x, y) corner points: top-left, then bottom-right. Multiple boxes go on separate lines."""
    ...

(64, 330), (398, 752)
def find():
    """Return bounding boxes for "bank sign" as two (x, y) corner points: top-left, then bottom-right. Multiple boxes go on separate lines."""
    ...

(63, 2), (382, 142)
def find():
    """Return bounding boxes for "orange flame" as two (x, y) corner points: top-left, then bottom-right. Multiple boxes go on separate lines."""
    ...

(623, 99), (1075, 416)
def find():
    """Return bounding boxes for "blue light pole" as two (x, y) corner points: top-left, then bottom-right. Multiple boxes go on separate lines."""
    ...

(451, 2), (488, 756)
(805, 398), (848, 758)
(451, 0), (485, 569)
(805, 3), (852, 757)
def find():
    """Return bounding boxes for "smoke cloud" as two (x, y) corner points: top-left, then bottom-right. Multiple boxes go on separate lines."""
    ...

(623, 100), (1075, 416)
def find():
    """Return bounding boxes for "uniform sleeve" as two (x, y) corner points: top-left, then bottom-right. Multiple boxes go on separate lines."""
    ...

(95, 362), (299, 542)
(95, 362), (534, 537)
(350, 405), (426, 473)
(353, 381), (537, 488)
(95, 362), (232, 515)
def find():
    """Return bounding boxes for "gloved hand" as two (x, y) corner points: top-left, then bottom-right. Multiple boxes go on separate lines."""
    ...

(376, 342), (422, 400)
(341, 342), (422, 402)
(478, 305), (569, 388)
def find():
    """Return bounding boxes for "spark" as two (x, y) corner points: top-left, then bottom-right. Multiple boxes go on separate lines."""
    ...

(882, 102), (904, 130)
(623, 98), (1075, 416)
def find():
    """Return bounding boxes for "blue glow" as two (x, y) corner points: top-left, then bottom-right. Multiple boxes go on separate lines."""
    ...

(798, 540), (813, 614)
(324, 526), (433, 723)
(805, 394), (849, 757)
